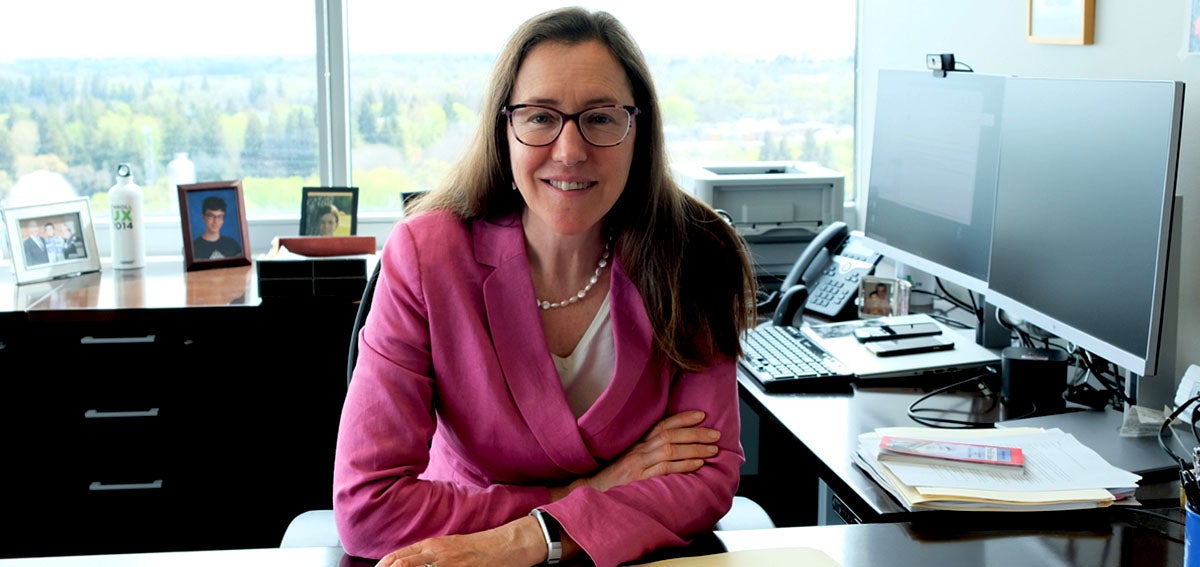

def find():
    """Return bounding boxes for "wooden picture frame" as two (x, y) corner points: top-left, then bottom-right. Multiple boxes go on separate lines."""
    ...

(1, 197), (101, 284)
(178, 180), (251, 271)
(1028, 0), (1095, 45)
(299, 186), (358, 236)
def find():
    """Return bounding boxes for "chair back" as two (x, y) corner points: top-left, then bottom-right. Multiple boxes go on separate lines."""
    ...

(347, 260), (383, 385)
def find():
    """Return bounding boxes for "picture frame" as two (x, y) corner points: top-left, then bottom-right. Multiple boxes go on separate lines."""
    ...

(1027, 0), (1095, 45)
(399, 189), (429, 217)
(856, 275), (912, 319)
(1, 197), (101, 284)
(178, 180), (251, 271)
(299, 186), (358, 236)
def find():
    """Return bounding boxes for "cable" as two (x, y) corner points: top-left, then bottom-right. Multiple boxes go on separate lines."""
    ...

(954, 61), (974, 72)
(906, 368), (1000, 428)
(924, 312), (971, 330)
(933, 277), (974, 312)
(1158, 393), (1200, 469)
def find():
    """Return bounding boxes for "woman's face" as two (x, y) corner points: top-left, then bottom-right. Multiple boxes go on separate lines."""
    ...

(507, 40), (636, 239)
(318, 212), (338, 236)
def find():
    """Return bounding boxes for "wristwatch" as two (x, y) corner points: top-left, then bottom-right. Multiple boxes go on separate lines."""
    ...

(530, 508), (562, 565)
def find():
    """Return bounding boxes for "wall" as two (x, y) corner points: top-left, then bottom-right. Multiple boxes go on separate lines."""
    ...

(857, 1), (1199, 398)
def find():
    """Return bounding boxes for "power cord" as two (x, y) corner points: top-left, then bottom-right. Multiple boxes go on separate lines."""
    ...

(906, 367), (1001, 428)
(1157, 393), (1200, 469)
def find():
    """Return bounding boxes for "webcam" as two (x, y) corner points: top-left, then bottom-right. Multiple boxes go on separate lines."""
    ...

(926, 53), (955, 77)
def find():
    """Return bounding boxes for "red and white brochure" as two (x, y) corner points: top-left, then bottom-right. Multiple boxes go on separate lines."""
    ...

(879, 436), (1025, 467)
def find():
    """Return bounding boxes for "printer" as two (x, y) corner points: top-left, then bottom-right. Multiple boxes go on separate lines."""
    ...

(672, 161), (844, 284)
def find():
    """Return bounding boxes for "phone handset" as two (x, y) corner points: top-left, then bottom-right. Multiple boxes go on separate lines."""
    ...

(773, 222), (881, 325)
(773, 222), (851, 326)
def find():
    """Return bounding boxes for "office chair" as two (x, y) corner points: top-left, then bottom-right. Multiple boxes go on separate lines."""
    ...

(280, 260), (380, 549)
(280, 261), (772, 548)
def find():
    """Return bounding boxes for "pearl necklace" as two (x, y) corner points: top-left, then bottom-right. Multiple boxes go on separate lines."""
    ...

(536, 239), (612, 310)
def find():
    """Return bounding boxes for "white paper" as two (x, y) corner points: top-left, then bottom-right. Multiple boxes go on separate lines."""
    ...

(1175, 364), (1200, 407)
(861, 428), (1140, 492)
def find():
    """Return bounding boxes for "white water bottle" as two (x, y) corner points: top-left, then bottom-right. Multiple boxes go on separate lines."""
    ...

(109, 163), (145, 269)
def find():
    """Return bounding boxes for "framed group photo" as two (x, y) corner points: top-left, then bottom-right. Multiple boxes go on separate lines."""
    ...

(178, 180), (251, 271)
(299, 186), (358, 236)
(1, 198), (101, 284)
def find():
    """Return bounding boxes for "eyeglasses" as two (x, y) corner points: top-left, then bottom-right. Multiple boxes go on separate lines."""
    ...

(501, 104), (639, 147)
(203, 212), (225, 221)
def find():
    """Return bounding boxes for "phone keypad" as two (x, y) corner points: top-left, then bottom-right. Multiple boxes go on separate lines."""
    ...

(806, 256), (875, 318)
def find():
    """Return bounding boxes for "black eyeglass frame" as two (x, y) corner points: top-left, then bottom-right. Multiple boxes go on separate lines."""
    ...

(501, 104), (640, 147)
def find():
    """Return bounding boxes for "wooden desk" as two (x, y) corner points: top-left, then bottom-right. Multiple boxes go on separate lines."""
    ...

(0, 258), (360, 559)
(0, 512), (1182, 566)
(1, 257), (256, 312)
(714, 511), (1183, 567)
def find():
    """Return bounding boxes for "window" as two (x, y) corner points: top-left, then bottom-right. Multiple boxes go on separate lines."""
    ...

(346, 1), (858, 208)
(0, 1), (855, 257)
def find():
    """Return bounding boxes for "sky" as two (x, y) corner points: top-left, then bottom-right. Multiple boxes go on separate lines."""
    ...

(0, 0), (856, 61)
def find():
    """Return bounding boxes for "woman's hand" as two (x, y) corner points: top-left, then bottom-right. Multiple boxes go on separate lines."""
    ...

(562, 410), (721, 496)
(375, 516), (546, 567)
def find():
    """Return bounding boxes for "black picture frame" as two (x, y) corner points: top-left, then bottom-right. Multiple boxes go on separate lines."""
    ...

(178, 180), (252, 271)
(300, 186), (359, 236)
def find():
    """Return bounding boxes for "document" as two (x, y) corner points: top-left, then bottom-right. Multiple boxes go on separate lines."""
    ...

(866, 428), (1141, 491)
(853, 426), (1140, 512)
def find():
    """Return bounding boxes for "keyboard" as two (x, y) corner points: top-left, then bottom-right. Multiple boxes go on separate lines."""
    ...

(740, 325), (855, 393)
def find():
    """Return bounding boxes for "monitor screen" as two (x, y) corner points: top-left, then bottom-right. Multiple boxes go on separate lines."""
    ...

(862, 70), (1006, 293)
(986, 77), (1183, 377)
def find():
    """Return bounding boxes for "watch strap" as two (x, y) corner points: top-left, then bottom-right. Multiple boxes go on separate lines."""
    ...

(530, 508), (562, 565)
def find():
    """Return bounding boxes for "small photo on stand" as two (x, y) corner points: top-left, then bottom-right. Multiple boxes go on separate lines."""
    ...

(1, 198), (101, 284)
(300, 186), (358, 236)
(857, 275), (911, 319)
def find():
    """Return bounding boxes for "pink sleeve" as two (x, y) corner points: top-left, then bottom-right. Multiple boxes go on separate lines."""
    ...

(542, 359), (745, 567)
(332, 222), (547, 559)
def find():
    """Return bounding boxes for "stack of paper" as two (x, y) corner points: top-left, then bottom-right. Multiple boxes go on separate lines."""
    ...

(853, 426), (1141, 512)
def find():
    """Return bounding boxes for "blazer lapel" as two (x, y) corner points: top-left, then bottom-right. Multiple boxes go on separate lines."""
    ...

(477, 218), (596, 474)
(577, 258), (656, 431)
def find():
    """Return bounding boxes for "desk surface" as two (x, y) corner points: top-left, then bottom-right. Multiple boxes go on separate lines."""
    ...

(0, 257), (257, 313)
(0, 515), (1181, 566)
(737, 368), (1179, 524)
(738, 372), (966, 522)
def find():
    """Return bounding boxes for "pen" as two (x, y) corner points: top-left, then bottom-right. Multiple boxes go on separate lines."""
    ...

(1181, 468), (1200, 513)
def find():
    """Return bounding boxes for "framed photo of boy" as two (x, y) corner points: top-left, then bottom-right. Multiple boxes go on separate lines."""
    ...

(178, 180), (251, 271)
(1, 198), (101, 284)
(299, 186), (358, 236)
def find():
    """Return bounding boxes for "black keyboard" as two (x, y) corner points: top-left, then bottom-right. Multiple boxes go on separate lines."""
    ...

(740, 325), (855, 393)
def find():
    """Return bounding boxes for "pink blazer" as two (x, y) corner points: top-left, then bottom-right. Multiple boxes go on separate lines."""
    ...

(333, 210), (744, 566)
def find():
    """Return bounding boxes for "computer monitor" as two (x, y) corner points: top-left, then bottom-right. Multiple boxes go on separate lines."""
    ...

(862, 69), (1007, 294)
(986, 77), (1184, 378)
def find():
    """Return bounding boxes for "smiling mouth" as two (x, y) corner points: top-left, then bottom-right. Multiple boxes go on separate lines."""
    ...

(547, 180), (594, 191)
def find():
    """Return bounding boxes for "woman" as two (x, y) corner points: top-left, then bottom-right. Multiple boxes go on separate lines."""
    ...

(334, 7), (756, 566)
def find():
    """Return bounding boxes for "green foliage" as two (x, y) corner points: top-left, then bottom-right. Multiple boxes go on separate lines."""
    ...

(0, 53), (856, 215)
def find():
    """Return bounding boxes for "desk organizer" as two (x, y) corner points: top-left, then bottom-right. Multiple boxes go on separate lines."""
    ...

(257, 235), (376, 300)
(257, 254), (372, 299)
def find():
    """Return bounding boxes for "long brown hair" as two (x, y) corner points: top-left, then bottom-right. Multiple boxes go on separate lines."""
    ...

(409, 7), (756, 371)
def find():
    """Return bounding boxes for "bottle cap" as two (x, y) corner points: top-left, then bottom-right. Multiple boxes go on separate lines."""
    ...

(116, 163), (132, 178)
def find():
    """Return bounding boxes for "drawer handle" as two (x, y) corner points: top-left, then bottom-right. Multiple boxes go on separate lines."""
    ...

(89, 480), (164, 492)
(80, 335), (156, 345)
(84, 408), (160, 419)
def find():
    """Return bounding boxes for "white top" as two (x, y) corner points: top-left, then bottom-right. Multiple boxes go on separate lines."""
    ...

(552, 293), (616, 418)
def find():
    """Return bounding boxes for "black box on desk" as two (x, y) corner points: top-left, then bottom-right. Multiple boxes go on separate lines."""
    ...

(256, 255), (371, 299)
